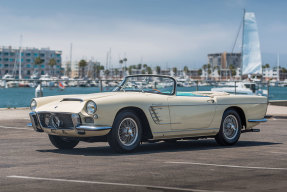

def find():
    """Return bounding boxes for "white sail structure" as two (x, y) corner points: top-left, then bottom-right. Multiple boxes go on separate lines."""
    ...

(242, 12), (262, 75)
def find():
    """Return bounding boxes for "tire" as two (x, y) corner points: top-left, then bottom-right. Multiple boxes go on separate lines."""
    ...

(108, 111), (142, 153)
(48, 135), (79, 149)
(215, 109), (242, 146)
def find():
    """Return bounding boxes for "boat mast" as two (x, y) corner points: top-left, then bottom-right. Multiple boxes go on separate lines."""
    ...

(19, 35), (23, 80)
(240, 9), (245, 80)
(277, 53), (280, 81)
(69, 43), (72, 76)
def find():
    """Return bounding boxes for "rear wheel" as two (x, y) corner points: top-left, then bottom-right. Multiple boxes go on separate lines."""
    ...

(108, 111), (142, 153)
(48, 135), (79, 149)
(215, 109), (242, 146)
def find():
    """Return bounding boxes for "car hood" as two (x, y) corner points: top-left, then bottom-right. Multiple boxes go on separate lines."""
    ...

(35, 92), (118, 113)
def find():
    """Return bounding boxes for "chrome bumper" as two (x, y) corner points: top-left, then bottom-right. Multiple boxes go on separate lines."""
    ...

(29, 112), (112, 135)
(248, 118), (267, 122)
(29, 112), (43, 132)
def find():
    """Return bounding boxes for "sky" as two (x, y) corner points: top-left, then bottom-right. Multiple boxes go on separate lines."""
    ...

(0, 0), (287, 69)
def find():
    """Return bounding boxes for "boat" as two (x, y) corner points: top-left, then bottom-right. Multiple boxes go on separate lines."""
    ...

(213, 10), (264, 95)
(211, 81), (255, 95)
(1, 74), (19, 88)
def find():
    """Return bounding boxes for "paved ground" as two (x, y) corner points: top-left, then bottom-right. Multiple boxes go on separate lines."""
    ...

(1, 106), (287, 192)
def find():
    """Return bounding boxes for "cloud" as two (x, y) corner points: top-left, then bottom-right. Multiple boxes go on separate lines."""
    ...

(0, 8), (238, 69)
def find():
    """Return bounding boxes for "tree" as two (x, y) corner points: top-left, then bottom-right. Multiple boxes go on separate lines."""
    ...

(143, 64), (148, 69)
(104, 69), (110, 77)
(147, 67), (152, 74)
(128, 66), (133, 75)
(156, 66), (161, 75)
(207, 64), (211, 75)
(172, 67), (177, 76)
(183, 66), (189, 74)
(34, 56), (44, 73)
(198, 69), (202, 76)
(48, 58), (57, 76)
(137, 64), (142, 70)
(281, 67), (287, 73)
(115, 68), (119, 78)
(229, 64), (236, 77)
(78, 59), (87, 78)
(123, 58), (127, 75)
(202, 64), (207, 71)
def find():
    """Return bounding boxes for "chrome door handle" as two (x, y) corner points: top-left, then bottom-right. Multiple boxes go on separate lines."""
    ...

(207, 99), (215, 103)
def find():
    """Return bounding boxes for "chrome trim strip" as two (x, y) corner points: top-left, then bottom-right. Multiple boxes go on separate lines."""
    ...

(153, 127), (219, 134)
(151, 103), (266, 108)
(76, 125), (112, 131)
(248, 118), (267, 122)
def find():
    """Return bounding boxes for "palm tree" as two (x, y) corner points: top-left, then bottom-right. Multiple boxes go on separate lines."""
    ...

(229, 64), (236, 77)
(128, 66), (133, 75)
(48, 58), (57, 76)
(198, 69), (202, 76)
(123, 58), (127, 76)
(78, 59), (87, 78)
(147, 67), (152, 74)
(115, 68), (119, 78)
(137, 64), (142, 70)
(156, 66), (161, 75)
(183, 66), (189, 74)
(119, 59), (124, 77)
(104, 69), (110, 77)
(34, 56), (44, 73)
(172, 67), (177, 76)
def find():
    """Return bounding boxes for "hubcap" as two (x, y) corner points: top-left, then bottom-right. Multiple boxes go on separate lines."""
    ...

(223, 114), (239, 140)
(118, 118), (138, 146)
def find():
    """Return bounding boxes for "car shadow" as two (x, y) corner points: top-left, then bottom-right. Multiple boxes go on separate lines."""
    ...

(37, 139), (281, 157)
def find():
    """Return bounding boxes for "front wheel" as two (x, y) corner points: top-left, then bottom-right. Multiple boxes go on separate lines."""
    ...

(215, 109), (242, 146)
(48, 135), (79, 149)
(108, 111), (142, 153)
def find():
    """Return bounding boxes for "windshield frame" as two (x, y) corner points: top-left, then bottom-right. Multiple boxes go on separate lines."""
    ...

(114, 75), (177, 95)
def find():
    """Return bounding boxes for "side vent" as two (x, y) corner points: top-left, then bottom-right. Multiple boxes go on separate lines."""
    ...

(149, 106), (161, 124)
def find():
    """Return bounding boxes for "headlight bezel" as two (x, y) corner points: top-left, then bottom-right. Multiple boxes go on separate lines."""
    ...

(85, 100), (97, 115)
(30, 99), (37, 111)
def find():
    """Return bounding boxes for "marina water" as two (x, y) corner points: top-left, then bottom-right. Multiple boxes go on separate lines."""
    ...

(1, 86), (287, 108)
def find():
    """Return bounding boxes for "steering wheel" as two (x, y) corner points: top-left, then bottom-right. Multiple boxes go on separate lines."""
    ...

(152, 89), (162, 93)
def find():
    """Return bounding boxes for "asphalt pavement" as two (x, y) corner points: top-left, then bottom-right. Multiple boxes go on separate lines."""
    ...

(0, 106), (287, 192)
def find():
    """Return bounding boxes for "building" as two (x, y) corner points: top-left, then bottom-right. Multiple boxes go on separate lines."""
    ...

(263, 68), (287, 81)
(208, 52), (241, 69)
(0, 46), (62, 79)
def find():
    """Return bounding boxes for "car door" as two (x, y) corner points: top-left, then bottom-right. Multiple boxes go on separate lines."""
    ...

(167, 96), (216, 130)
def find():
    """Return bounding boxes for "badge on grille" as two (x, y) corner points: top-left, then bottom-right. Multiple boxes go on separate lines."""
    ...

(50, 114), (61, 128)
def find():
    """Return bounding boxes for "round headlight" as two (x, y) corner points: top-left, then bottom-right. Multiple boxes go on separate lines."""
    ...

(86, 101), (97, 115)
(30, 100), (37, 111)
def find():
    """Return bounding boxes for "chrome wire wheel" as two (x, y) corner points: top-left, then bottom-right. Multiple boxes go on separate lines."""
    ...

(118, 117), (138, 146)
(223, 114), (239, 140)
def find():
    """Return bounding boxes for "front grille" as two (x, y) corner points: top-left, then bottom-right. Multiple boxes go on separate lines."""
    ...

(38, 113), (74, 129)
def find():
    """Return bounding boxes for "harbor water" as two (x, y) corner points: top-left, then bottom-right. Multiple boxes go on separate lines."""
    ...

(0, 86), (287, 108)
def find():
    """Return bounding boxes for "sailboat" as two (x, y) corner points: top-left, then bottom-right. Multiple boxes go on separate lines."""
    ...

(212, 10), (263, 95)
(241, 11), (262, 76)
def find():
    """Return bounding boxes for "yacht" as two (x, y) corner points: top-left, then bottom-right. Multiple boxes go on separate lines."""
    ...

(211, 81), (256, 95)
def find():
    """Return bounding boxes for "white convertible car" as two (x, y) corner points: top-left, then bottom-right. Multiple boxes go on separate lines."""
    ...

(29, 75), (267, 152)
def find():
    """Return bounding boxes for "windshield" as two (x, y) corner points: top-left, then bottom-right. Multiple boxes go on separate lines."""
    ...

(114, 75), (176, 95)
